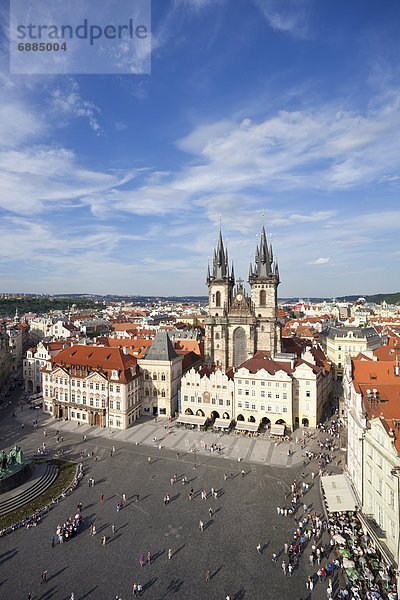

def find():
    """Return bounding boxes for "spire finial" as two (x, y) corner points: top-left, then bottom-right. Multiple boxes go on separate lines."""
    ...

(218, 213), (222, 231)
(261, 208), (265, 226)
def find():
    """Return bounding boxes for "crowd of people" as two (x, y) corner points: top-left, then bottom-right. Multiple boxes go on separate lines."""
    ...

(55, 512), (83, 543)
(327, 510), (397, 599)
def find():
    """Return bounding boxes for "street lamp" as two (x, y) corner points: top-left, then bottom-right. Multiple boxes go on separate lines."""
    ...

(192, 444), (198, 469)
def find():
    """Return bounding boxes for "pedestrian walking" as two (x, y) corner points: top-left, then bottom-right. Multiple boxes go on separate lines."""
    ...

(209, 507), (213, 518)
(205, 569), (211, 582)
(282, 561), (287, 575)
(132, 582), (138, 596)
(168, 547), (172, 560)
(137, 583), (142, 595)
(51, 536), (55, 547)
(148, 456), (151, 464)
(122, 493), (127, 503)
(288, 563), (293, 577)
(284, 542), (288, 554)
(28, 594), (32, 600)
(100, 493), (104, 503)
(147, 551), (152, 564)
(241, 469), (245, 477)
(111, 523), (115, 534)
(257, 543), (262, 555)
(176, 452), (180, 459)
(272, 553), (277, 562)
(70, 593), (75, 600)
(139, 553), (145, 567)
(41, 570), (48, 584)
(199, 519), (204, 532)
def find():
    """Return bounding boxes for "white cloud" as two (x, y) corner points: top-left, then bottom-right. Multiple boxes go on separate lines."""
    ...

(307, 257), (330, 265)
(289, 211), (336, 222)
(254, 0), (312, 39)
(49, 80), (102, 132)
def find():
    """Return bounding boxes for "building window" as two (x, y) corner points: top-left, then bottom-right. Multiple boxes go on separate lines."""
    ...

(212, 398), (216, 405)
(251, 390), (255, 396)
(71, 411), (75, 417)
(282, 405), (287, 413)
(261, 381), (265, 387)
(191, 396), (195, 403)
(245, 390), (249, 396)
(101, 383), (105, 391)
(116, 385), (120, 393)
(116, 401), (121, 410)
(219, 399), (223, 406)
(390, 489), (395, 507)
(245, 401), (249, 409)
(260, 404), (265, 411)
(89, 383), (93, 390)
(306, 391), (311, 398)
(252, 380), (256, 386)
(238, 401), (242, 408)
(267, 404), (272, 412)
(226, 399), (230, 406)
(275, 404), (280, 413)
(238, 379), (242, 384)
(261, 391), (265, 398)
(238, 389), (242, 395)
(251, 403), (256, 410)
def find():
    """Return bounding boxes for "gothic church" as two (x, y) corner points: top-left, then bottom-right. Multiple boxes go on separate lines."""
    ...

(204, 227), (281, 369)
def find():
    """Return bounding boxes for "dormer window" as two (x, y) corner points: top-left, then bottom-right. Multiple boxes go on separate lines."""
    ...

(111, 369), (119, 380)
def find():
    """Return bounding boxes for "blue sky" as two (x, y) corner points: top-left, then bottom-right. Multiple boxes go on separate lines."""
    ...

(1, 0), (400, 298)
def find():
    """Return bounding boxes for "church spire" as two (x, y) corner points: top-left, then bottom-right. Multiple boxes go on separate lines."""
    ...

(206, 230), (234, 284)
(249, 225), (278, 283)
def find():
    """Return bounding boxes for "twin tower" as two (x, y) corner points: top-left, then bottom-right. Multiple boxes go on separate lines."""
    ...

(205, 227), (281, 369)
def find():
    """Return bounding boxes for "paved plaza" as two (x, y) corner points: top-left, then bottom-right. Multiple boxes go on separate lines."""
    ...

(0, 400), (344, 599)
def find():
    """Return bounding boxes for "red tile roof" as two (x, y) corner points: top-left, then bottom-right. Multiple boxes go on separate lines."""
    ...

(51, 345), (139, 382)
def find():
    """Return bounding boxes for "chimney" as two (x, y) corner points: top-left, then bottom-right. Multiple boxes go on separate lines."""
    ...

(395, 364), (400, 377)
